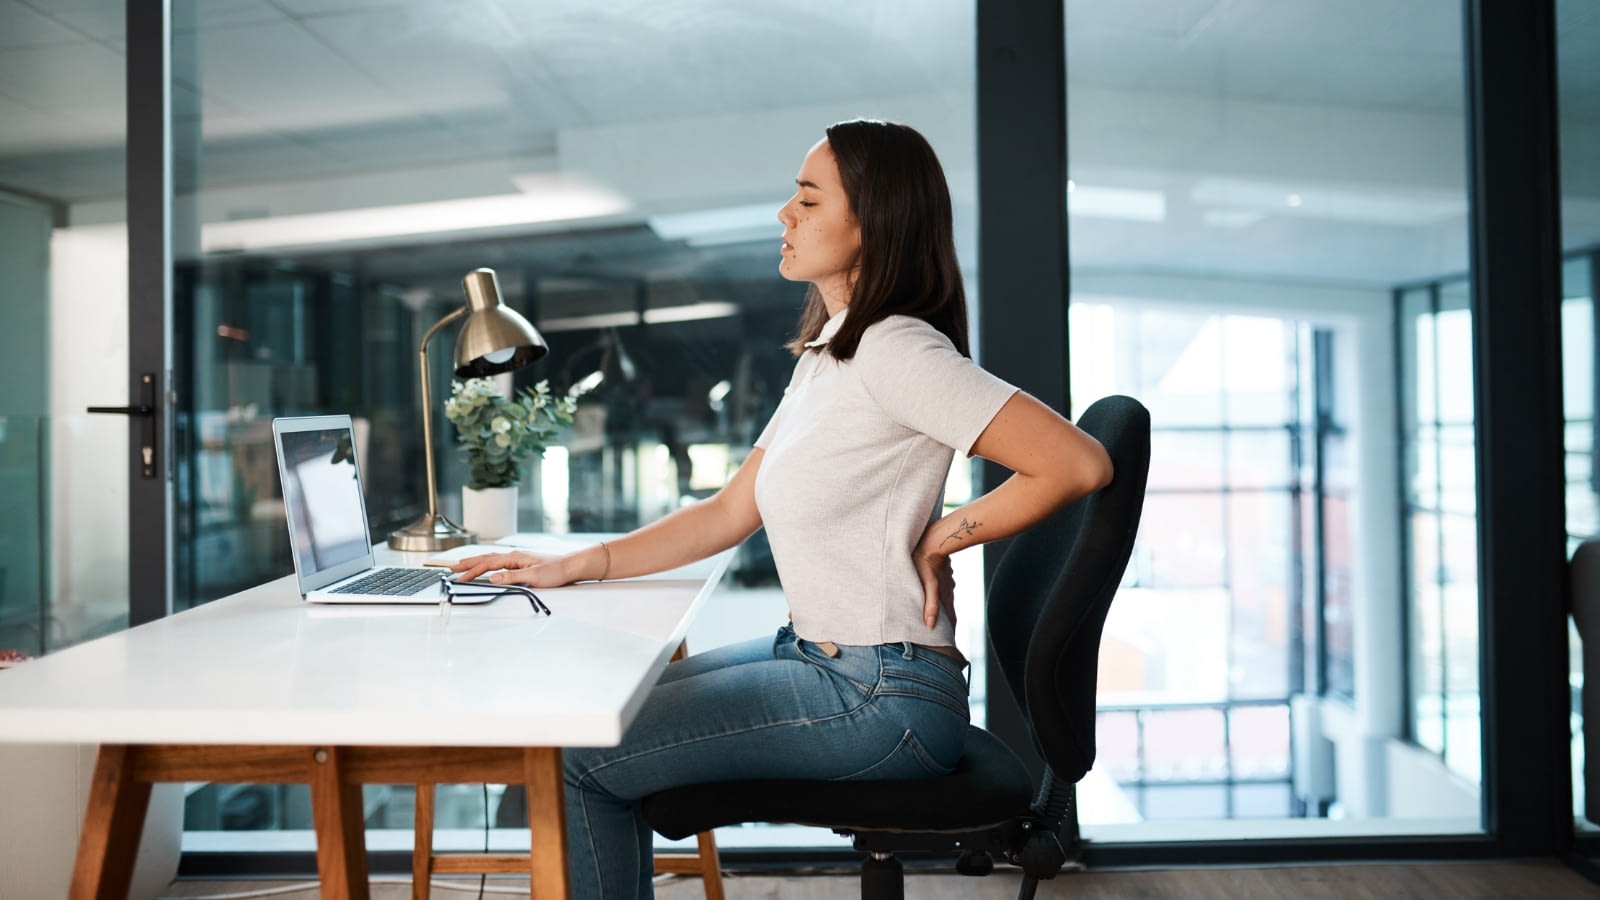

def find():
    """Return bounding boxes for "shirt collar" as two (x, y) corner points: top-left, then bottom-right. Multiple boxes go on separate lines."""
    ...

(804, 307), (848, 348)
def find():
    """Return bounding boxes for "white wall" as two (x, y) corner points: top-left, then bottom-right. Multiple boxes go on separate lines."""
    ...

(1384, 739), (1482, 819)
(48, 224), (132, 647)
(0, 745), (182, 900)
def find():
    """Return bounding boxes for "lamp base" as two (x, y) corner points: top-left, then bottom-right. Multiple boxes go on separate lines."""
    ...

(388, 512), (475, 552)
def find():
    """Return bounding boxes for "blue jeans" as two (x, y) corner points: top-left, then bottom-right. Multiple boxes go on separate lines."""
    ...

(562, 623), (971, 899)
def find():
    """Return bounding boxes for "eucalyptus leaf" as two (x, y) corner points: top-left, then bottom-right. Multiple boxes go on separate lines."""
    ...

(442, 377), (575, 488)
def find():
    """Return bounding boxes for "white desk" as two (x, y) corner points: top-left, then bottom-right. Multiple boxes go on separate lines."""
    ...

(0, 535), (732, 900)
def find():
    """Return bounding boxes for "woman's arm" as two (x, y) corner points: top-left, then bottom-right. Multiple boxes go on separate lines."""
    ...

(913, 392), (1113, 627)
(451, 448), (767, 587)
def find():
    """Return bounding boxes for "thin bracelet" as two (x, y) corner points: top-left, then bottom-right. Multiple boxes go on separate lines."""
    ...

(597, 541), (612, 582)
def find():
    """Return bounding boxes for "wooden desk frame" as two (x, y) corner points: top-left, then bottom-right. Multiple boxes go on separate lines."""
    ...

(407, 642), (725, 900)
(73, 744), (569, 900)
(412, 784), (725, 900)
(14, 542), (735, 900)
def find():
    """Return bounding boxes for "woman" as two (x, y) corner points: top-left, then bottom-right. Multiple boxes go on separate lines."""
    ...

(452, 118), (1113, 898)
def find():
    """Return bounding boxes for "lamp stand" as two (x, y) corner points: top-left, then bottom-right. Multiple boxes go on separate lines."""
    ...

(389, 306), (475, 552)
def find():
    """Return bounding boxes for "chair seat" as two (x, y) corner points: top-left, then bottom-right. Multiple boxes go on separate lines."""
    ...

(642, 725), (1035, 840)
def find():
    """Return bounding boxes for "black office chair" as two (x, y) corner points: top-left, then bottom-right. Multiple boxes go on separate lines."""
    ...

(642, 394), (1151, 900)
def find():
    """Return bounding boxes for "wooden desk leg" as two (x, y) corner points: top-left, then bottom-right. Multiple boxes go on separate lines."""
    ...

(309, 746), (371, 900)
(525, 747), (569, 900)
(413, 782), (436, 900)
(70, 745), (152, 900)
(693, 830), (725, 900)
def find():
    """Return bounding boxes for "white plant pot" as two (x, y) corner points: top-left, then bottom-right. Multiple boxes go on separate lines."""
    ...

(462, 485), (518, 540)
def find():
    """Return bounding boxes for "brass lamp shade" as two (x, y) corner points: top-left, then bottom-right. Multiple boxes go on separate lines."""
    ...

(454, 268), (548, 376)
(387, 267), (550, 552)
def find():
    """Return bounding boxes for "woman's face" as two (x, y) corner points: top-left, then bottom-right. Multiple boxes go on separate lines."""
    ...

(777, 139), (860, 313)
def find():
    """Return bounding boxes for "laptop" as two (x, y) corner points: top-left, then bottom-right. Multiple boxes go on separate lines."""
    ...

(272, 415), (495, 605)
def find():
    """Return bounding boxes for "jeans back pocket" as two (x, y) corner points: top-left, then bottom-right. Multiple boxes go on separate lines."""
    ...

(834, 728), (947, 781)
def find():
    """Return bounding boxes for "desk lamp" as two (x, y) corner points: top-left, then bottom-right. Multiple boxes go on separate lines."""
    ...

(388, 268), (548, 551)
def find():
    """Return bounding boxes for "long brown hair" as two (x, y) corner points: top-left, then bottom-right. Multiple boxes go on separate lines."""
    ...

(784, 119), (970, 360)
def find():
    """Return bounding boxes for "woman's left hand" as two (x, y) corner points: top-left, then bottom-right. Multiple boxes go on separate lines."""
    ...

(914, 549), (956, 630)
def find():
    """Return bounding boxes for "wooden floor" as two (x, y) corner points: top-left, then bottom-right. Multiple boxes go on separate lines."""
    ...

(164, 860), (1600, 899)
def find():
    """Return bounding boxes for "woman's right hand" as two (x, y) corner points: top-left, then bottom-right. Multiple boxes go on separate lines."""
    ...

(449, 551), (574, 588)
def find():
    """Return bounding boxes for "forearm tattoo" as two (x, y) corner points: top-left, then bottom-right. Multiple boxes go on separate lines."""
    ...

(939, 517), (981, 549)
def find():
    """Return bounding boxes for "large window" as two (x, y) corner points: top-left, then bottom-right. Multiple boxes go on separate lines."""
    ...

(1399, 249), (1600, 826)
(1398, 281), (1480, 784)
(1072, 305), (1347, 820)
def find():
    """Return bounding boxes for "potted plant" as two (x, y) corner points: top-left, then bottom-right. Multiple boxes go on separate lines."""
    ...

(444, 377), (576, 539)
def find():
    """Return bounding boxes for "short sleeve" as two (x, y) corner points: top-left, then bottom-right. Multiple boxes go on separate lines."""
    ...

(755, 351), (817, 449)
(851, 316), (1019, 455)
(755, 397), (786, 448)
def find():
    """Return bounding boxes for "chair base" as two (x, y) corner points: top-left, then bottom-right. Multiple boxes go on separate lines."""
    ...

(838, 815), (1084, 900)
(861, 853), (904, 900)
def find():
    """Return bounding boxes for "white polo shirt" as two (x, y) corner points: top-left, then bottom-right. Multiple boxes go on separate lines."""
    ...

(754, 309), (1018, 648)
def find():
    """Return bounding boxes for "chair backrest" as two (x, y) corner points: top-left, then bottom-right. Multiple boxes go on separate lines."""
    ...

(985, 394), (1151, 784)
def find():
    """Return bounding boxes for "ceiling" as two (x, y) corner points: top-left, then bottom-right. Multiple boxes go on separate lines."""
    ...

(0, 0), (1596, 296)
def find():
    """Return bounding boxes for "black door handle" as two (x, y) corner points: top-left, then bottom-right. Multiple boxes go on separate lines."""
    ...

(86, 373), (160, 478)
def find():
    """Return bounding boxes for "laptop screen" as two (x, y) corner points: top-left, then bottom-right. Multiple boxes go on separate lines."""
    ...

(277, 423), (370, 579)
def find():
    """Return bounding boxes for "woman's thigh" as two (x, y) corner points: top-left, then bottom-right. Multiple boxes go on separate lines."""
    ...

(656, 632), (780, 686)
(567, 630), (937, 799)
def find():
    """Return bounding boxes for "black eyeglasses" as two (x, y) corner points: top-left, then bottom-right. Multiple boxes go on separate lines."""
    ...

(438, 575), (551, 620)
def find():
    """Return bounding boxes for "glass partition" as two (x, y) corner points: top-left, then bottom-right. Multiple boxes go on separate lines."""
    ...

(0, 413), (45, 660)
(1065, 0), (1477, 836)
(0, 192), (52, 658)
(1567, 253), (1597, 832)
(1560, 0), (1600, 839)
(0, 1), (130, 658)
(170, 0), (977, 853)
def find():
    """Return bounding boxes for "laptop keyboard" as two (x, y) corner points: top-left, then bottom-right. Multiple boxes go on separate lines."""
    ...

(331, 567), (441, 596)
